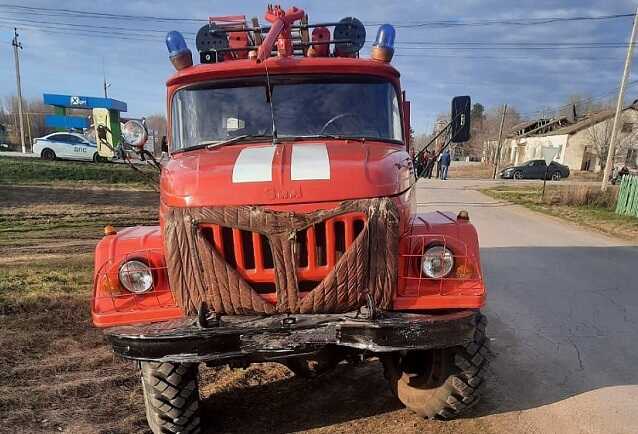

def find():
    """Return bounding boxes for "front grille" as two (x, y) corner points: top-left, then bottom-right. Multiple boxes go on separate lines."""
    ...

(200, 212), (366, 295)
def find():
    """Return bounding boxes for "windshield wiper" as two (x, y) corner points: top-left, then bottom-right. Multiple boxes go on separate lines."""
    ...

(198, 134), (274, 150)
(291, 134), (367, 142)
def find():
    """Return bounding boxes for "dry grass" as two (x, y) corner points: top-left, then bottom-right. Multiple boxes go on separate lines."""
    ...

(447, 163), (494, 179)
(482, 184), (638, 241)
(569, 170), (603, 182)
(543, 184), (618, 209)
(0, 183), (160, 434)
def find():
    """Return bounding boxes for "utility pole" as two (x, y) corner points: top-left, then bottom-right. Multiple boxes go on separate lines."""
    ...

(492, 104), (508, 179)
(102, 57), (111, 98)
(12, 28), (26, 153)
(602, 7), (638, 191)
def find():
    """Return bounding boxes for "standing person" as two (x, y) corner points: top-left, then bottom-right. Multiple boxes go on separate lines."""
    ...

(435, 152), (442, 179)
(419, 151), (430, 177)
(440, 149), (451, 180)
(425, 150), (435, 178)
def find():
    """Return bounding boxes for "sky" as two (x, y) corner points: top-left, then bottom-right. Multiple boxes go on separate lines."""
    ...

(1, 0), (637, 134)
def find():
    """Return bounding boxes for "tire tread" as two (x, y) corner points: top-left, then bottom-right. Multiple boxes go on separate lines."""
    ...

(141, 361), (201, 434)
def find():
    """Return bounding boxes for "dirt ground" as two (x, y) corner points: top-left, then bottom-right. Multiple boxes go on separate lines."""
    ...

(0, 183), (492, 434)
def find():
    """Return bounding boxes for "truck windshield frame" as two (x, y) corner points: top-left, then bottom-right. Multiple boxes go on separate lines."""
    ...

(170, 74), (403, 152)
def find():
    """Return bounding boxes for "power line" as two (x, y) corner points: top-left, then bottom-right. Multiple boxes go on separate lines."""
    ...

(387, 13), (636, 28)
(0, 4), (205, 23)
(0, 15), (197, 36)
(0, 3), (634, 28)
(3, 19), (635, 55)
(518, 80), (638, 118)
(1, 21), (634, 51)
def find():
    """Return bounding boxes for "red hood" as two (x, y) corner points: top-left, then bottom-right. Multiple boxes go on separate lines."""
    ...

(161, 140), (414, 207)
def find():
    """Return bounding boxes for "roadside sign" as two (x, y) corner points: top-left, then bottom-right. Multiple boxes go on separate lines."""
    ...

(541, 147), (559, 200)
(542, 146), (559, 165)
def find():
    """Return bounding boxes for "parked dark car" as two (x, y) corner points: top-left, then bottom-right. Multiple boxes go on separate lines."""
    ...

(500, 159), (570, 181)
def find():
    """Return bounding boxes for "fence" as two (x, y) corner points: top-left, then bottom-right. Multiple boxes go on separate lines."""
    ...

(615, 175), (638, 217)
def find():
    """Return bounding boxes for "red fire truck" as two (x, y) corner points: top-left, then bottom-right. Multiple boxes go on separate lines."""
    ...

(92, 6), (488, 433)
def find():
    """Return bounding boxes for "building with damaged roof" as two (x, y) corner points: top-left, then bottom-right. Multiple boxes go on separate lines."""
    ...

(499, 104), (638, 172)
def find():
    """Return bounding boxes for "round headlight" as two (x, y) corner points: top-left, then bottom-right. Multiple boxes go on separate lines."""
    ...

(118, 260), (154, 294)
(421, 246), (454, 278)
(121, 120), (148, 149)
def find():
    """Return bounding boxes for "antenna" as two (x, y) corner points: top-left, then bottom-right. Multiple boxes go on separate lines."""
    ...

(263, 60), (278, 146)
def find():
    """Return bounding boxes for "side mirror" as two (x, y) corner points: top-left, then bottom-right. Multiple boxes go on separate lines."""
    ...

(121, 120), (148, 150)
(451, 96), (471, 143)
(161, 136), (168, 153)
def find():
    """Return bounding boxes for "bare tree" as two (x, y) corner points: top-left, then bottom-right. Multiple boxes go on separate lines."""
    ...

(584, 112), (638, 169)
(144, 114), (167, 155)
(1, 96), (54, 149)
(468, 105), (521, 164)
(564, 94), (609, 119)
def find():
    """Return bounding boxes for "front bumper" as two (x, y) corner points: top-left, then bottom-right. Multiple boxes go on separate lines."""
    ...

(105, 310), (479, 364)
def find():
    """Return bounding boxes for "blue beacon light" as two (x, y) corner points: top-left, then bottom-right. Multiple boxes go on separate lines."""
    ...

(371, 24), (395, 62)
(166, 31), (193, 70)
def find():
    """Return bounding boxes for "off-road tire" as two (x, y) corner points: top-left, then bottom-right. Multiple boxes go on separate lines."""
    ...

(140, 361), (201, 434)
(381, 314), (489, 420)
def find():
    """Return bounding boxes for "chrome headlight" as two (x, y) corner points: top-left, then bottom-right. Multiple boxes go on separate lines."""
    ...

(421, 246), (454, 278)
(118, 260), (153, 294)
(121, 120), (148, 149)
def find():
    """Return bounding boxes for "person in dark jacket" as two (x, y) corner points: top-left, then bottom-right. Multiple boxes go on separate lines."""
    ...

(440, 149), (451, 180)
(425, 150), (435, 178)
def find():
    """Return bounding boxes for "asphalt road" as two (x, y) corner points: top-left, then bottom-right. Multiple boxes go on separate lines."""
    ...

(416, 178), (638, 434)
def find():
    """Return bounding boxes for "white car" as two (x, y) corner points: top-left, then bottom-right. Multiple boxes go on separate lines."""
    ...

(33, 132), (103, 162)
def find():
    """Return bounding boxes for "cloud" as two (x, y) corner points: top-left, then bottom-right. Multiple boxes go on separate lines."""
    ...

(0, 0), (636, 132)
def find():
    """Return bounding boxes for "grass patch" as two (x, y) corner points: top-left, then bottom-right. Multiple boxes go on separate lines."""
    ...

(483, 185), (638, 241)
(0, 156), (155, 185)
(0, 262), (92, 315)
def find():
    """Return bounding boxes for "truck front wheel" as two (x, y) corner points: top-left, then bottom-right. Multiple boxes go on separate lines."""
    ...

(140, 361), (201, 434)
(381, 314), (489, 420)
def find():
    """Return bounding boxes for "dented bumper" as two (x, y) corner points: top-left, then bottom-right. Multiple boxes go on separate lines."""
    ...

(105, 310), (479, 364)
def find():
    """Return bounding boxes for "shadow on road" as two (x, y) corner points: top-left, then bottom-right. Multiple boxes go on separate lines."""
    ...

(475, 245), (638, 417)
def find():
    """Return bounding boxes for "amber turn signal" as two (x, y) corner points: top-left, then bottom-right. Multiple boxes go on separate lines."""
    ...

(104, 225), (117, 236)
(455, 263), (474, 279)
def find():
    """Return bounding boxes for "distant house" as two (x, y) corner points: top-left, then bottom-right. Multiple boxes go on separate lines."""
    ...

(499, 104), (638, 172)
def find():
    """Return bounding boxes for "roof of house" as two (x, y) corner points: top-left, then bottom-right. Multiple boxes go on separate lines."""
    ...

(540, 105), (638, 136)
(510, 103), (638, 139)
(507, 116), (570, 138)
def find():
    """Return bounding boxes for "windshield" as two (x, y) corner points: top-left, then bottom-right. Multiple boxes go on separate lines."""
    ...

(171, 75), (402, 151)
